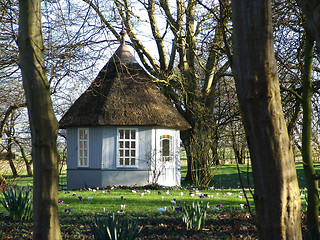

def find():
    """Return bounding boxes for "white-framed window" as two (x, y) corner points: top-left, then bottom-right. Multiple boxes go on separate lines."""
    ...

(117, 128), (137, 167)
(78, 128), (89, 167)
(160, 135), (173, 162)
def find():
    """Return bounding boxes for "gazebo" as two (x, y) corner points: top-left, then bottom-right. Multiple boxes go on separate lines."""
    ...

(59, 31), (191, 189)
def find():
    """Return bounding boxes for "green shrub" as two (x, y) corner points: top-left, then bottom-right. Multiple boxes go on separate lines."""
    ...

(90, 213), (142, 240)
(182, 201), (208, 231)
(0, 186), (33, 220)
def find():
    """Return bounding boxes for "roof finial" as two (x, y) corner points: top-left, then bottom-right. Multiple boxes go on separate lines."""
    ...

(120, 23), (126, 44)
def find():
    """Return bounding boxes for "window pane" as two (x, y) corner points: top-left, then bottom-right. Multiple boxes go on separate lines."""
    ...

(119, 150), (123, 157)
(131, 150), (135, 157)
(80, 150), (83, 157)
(131, 142), (135, 148)
(80, 141), (83, 148)
(119, 141), (123, 148)
(125, 150), (129, 157)
(119, 158), (123, 165)
(131, 158), (135, 165)
(162, 139), (170, 156)
(84, 159), (87, 165)
(125, 158), (129, 165)
(125, 141), (130, 148)
(125, 130), (130, 139)
(131, 130), (136, 139)
(119, 130), (124, 139)
(79, 130), (83, 139)
(83, 130), (88, 139)
(84, 141), (87, 148)
(84, 150), (87, 157)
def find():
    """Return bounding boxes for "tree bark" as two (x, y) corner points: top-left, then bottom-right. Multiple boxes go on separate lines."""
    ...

(301, 34), (320, 239)
(231, 1), (302, 239)
(18, 0), (62, 239)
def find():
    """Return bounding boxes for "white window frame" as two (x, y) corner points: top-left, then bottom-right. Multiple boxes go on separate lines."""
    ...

(117, 128), (138, 168)
(78, 128), (89, 167)
(160, 135), (173, 162)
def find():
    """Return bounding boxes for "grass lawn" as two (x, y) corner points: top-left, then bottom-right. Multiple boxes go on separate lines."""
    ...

(0, 162), (314, 239)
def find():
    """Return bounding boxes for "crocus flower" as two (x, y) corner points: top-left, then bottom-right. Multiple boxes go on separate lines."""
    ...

(64, 208), (71, 214)
(58, 200), (64, 204)
(217, 204), (222, 209)
(78, 196), (83, 201)
(175, 206), (183, 211)
(72, 193), (77, 197)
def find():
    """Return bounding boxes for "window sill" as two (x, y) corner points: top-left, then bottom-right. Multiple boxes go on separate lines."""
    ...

(116, 166), (138, 169)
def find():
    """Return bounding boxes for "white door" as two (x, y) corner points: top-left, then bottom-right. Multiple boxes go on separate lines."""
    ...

(155, 130), (176, 186)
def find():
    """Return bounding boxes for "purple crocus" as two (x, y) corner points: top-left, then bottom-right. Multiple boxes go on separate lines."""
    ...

(175, 206), (183, 211)
(58, 200), (64, 204)
(217, 204), (222, 209)
(64, 208), (71, 214)
(78, 196), (83, 201)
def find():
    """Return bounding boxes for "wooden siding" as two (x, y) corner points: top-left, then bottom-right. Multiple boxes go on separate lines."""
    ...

(101, 126), (117, 169)
(89, 127), (102, 169)
(66, 128), (78, 169)
(137, 127), (153, 169)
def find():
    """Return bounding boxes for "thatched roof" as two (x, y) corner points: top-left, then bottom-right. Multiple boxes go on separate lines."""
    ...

(59, 35), (191, 131)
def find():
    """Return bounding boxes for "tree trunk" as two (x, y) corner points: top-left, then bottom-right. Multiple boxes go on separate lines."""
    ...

(231, 1), (302, 239)
(7, 151), (18, 178)
(6, 134), (18, 178)
(18, 0), (62, 239)
(0, 173), (7, 192)
(301, 35), (320, 239)
(19, 142), (33, 177)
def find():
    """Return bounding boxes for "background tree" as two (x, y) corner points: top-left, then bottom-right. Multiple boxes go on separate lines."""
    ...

(231, 0), (302, 239)
(18, 0), (62, 238)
